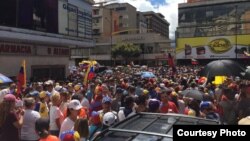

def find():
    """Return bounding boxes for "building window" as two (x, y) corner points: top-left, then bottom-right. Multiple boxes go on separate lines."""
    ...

(123, 15), (129, 19)
(93, 18), (99, 23)
(119, 23), (123, 27)
(93, 29), (100, 35)
(123, 23), (129, 27)
(116, 7), (126, 11)
(206, 11), (213, 17)
(93, 9), (99, 15)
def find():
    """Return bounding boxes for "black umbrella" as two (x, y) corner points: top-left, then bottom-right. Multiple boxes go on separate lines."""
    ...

(242, 67), (250, 80)
(200, 60), (244, 80)
(181, 89), (204, 101)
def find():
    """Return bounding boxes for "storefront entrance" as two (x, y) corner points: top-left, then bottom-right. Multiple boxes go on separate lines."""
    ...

(31, 65), (65, 82)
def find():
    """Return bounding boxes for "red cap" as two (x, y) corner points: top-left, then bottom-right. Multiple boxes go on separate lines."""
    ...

(63, 134), (74, 141)
(4, 94), (16, 102)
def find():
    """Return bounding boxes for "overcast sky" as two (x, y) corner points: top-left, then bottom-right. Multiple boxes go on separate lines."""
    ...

(94, 0), (185, 40)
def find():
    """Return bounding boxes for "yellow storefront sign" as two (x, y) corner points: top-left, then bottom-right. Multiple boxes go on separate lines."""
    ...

(176, 35), (250, 59)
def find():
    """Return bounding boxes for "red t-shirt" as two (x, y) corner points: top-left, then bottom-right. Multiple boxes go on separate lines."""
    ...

(160, 101), (179, 113)
(40, 135), (59, 141)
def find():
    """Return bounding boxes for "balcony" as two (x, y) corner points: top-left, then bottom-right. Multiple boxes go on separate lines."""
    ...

(92, 22), (101, 29)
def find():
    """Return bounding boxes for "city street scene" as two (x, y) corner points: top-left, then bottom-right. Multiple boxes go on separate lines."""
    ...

(0, 0), (250, 141)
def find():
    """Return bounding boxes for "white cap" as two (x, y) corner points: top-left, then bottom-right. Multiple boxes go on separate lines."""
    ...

(103, 112), (117, 126)
(55, 85), (62, 91)
(45, 80), (53, 85)
(160, 83), (165, 88)
(67, 100), (82, 110)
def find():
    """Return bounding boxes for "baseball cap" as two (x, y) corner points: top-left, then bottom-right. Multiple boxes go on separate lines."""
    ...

(30, 91), (39, 97)
(123, 90), (128, 96)
(74, 84), (81, 91)
(39, 91), (47, 99)
(200, 101), (212, 111)
(103, 112), (117, 126)
(4, 94), (16, 102)
(60, 130), (80, 141)
(55, 85), (63, 91)
(143, 89), (149, 95)
(68, 100), (82, 110)
(148, 99), (160, 112)
(91, 111), (101, 125)
(160, 83), (165, 88)
(102, 96), (112, 104)
(45, 80), (53, 85)
(67, 83), (73, 87)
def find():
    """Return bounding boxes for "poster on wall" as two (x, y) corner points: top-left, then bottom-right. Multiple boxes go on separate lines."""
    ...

(78, 7), (86, 38)
(68, 3), (78, 36)
(58, 0), (92, 38)
(58, 0), (68, 34)
(176, 35), (250, 59)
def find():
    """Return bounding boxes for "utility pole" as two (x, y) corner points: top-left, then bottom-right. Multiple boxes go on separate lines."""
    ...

(235, 5), (238, 59)
(94, 0), (117, 66)
(110, 9), (113, 66)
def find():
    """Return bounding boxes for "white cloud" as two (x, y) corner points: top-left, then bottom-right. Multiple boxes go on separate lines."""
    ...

(94, 0), (184, 40)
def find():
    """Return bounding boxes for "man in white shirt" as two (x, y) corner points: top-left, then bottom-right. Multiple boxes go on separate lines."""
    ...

(21, 97), (41, 141)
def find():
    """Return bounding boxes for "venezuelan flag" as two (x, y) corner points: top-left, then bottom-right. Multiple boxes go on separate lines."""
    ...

(88, 66), (95, 80)
(83, 61), (95, 85)
(17, 60), (26, 94)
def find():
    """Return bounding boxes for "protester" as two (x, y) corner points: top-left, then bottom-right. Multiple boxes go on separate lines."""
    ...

(159, 90), (178, 113)
(118, 96), (136, 121)
(50, 93), (63, 136)
(74, 118), (89, 141)
(89, 111), (102, 140)
(0, 94), (23, 141)
(35, 118), (59, 141)
(200, 101), (220, 121)
(60, 100), (82, 137)
(148, 99), (160, 113)
(21, 97), (41, 141)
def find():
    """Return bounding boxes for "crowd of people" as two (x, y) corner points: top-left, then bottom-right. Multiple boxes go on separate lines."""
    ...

(0, 65), (250, 141)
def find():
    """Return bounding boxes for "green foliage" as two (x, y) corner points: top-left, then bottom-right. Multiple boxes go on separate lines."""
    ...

(111, 43), (142, 59)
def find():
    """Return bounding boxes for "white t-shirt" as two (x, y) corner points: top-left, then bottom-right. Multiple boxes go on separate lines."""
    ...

(59, 117), (75, 137)
(50, 106), (63, 131)
(118, 107), (136, 122)
(21, 109), (41, 140)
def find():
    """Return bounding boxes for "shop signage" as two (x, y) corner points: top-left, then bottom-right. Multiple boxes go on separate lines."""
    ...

(0, 42), (32, 54)
(47, 47), (69, 56)
(121, 36), (145, 42)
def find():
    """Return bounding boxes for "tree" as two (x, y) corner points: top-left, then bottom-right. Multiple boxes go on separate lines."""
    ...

(111, 43), (142, 65)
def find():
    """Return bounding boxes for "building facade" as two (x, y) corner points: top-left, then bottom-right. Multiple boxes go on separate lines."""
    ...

(0, 0), (94, 81)
(87, 33), (172, 66)
(137, 12), (148, 34)
(77, 2), (171, 66)
(176, 0), (250, 65)
(142, 12), (170, 38)
(105, 3), (138, 35)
